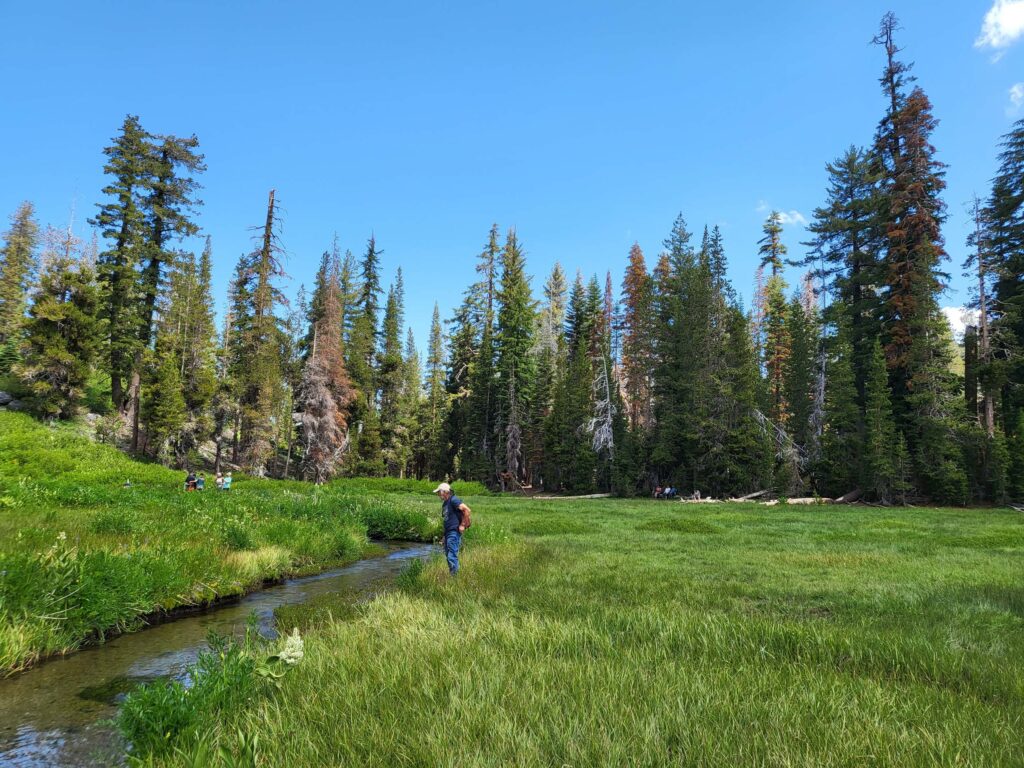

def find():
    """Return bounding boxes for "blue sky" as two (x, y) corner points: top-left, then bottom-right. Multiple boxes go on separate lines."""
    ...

(2, 0), (1023, 350)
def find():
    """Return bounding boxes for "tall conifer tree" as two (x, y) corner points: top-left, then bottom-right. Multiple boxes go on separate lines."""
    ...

(16, 252), (102, 420)
(0, 202), (40, 351)
(494, 228), (535, 486)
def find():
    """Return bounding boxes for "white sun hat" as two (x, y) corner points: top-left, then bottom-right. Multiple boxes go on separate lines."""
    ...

(433, 482), (452, 494)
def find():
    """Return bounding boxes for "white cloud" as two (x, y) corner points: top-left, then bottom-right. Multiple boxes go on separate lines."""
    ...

(754, 201), (807, 227)
(942, 306), (978, 342)
(776, 210), (807, 226)
(976, 0), (1024, 50)
(1009, 82), (1024, 115)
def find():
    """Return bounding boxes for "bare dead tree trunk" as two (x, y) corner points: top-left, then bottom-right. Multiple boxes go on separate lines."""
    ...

(970, 197), (996, 438)
(128, 362), (142, 453)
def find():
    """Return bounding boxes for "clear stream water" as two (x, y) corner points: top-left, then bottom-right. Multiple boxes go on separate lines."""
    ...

(0, 543), (435, 767)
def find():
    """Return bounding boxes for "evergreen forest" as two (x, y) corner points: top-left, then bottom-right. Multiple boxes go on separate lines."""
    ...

(2, 15), (1023, 506)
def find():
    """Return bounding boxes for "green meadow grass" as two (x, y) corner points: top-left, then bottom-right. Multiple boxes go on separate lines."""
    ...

(146, 495), (1023, 767)
(0, 411), (484, 674)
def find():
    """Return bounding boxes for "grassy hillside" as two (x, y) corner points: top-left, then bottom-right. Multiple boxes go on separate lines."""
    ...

(140, 495), (1024, 767)
(0, 411), (484, 674)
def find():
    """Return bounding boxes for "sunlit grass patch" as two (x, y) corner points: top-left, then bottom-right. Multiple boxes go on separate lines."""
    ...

(140, 495), (1024, 767)
(638, 516), (723, 534)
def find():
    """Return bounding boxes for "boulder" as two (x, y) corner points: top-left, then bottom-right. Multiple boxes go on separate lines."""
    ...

(6, 399), (26, 412)
(0, 391), (12, 406)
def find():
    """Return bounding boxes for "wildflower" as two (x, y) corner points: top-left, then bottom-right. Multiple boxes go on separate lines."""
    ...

(278, 628), (304, 666)
(57, 531), (67, 542)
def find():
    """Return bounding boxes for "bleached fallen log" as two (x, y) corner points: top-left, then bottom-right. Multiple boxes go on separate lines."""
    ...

(764, 499), (780, 506)
(736, 489), (768, 501)
(834, 488), (863, 504)
(1010, 503), (1024, 513)
(786, 497), (833, 505)
(679, 498), (721, 504)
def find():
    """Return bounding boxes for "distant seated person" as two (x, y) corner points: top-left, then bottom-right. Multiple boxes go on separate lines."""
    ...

(664, 486), (677, 499)
(654, 486), (663, 499)
(221, 472), (232, 491)
(215, 472), (224, 490)
(184, 471), (197, 491)
(196, 474), (206, 491)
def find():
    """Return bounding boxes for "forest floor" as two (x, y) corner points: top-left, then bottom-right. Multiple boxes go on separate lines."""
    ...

(0, 411), (484, 675)
(144, 492), (1023, 767)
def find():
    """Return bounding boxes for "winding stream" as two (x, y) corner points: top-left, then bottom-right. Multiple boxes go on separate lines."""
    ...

(0, 543), (435, 767)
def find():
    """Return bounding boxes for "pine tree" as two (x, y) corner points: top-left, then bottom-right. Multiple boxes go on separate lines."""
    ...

(378, 275), (406, 475)
(143, 351), (187, 462)
(238, 190), (286, 475)
(338, 246), (360, 356)
(91, 115), (154, 415)
(346, 235), (385, 476)
(302, 250), (332, 361)
(399, 327), (424, 477)
(818, 311), (862, 496)
(872, 16), (959, 477)
(784, 290), (818, 451)
(529, 264), (566, 488)
(619, 243), (655, 431)
(862, 339), (897, 502)
(798, 146), (885, 399)
(442, 293), (479, 478)
(16, 253), (102, 420)
(758, 211), (787, 276)
(494, 228), (536, 487)
(0, 202), (40, 352)
(144, 243), (217, 463)
(90, 118), (205, 451)
(721, 303), (774, 494)
(548, 274), (597, 492)
(762, 274), (791, 425)
(462, 226), (503, 482)
(651, 214), (698, 487)
(140, 134), (205, 354)
(964, 196), (999, 437)
(223, 252), (254, 464)
(424, 303), (449, 479)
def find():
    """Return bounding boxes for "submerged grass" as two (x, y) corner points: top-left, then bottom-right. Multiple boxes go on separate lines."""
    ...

(0, 412), (485, 674)
(140, 494), (1024, 767)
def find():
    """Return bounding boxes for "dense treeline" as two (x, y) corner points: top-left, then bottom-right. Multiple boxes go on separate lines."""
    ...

(0, 14), (1021, 503)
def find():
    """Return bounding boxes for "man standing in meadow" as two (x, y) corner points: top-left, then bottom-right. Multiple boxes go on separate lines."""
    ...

(434, 482), (471, 575)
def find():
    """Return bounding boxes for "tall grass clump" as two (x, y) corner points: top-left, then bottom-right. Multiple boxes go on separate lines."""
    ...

(117, 617), (305, 759)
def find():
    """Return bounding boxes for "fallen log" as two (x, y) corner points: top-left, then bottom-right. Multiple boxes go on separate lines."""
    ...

(834, 488), (863, 504)
(532, 493), (612, 500)
(736, 489), (768, 501)
(786, 497), (833, 505)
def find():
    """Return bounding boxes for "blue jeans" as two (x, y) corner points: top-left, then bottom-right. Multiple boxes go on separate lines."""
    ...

(444, 530), (462, 575)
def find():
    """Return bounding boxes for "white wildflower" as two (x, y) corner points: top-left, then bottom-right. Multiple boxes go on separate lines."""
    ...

(57, 531), (67, 542)
(278, 627), (304, 666)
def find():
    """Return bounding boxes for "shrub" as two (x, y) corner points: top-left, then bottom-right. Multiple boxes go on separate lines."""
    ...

(220, 519), (254, 551)
(117, 620), (303, 759)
